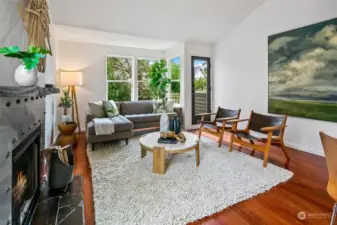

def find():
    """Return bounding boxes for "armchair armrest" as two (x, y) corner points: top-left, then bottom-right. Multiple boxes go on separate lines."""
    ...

(196, 112), (216, 116)
(86, 112), (94, 125)
(216, 116), (238, 122)
(261, 125), (286, 132)
(227, 118), (249, 123)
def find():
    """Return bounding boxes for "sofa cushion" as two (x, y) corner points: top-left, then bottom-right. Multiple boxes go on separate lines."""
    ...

(88, 101), (105, 118)
(87, 115), (133, 135)
(125, 113), (176, 124)
(120, 101), (153, 115)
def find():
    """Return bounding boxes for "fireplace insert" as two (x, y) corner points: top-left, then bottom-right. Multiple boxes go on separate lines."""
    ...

(11, 127), (40, 225)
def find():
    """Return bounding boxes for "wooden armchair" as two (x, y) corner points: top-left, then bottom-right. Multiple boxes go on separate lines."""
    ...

(228, 111), (290, 167)
(198, 107), (241, 147)
(319, 132), (337, 225)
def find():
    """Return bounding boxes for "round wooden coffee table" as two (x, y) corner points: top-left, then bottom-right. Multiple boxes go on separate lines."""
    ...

(139, 131), (200, 174)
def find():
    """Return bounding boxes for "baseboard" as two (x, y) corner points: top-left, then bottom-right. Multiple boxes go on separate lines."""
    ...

(285, 141), (324, 157)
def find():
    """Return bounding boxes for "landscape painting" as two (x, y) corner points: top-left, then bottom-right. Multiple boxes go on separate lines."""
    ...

(268, 18), (337, 122)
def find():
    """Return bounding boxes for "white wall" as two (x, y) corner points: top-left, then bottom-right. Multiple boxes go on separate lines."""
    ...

(57, 41), (164, 129)
(44, 29), (59, 146)
(0, 0), (28, 86)
(213, 0), (337, 156)
(184, 42), (212, 130)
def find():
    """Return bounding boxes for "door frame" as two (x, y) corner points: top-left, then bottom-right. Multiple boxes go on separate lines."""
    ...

(191, 56), (211, 125)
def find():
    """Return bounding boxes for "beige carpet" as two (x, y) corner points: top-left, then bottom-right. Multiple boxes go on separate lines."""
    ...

(87, 135), (293, 225)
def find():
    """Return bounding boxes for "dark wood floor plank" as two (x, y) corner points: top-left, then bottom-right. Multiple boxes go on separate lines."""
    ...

(72, 131), (334, 225)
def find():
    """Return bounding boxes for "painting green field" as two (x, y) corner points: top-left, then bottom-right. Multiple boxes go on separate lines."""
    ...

(268, 18), (337, 122)
(269, 99), (337, 122)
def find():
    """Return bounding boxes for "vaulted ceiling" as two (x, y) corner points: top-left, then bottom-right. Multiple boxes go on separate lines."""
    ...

(50, 0), (265, 44)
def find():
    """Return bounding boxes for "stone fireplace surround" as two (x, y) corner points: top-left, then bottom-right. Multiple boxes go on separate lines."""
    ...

(0, 86), (59, 225)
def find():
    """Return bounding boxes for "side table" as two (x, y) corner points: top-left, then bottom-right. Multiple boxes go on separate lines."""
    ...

(57, 122), (78, 147)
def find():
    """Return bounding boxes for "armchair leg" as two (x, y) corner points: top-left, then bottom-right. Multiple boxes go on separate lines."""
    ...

(331, 203), (337, 225)
(229, 133), (234, 152)
(249, 140), (255, 156)
(237, 137), (243, 151)
(218, 128), (225, 147)
(263, 149), (270, 167)
(263, 132), (273, 167)
(126, 138), (129, 145)
(280, 141), (291, 161)
(198, 126), (203, 140)
(92, 143), (95, 151)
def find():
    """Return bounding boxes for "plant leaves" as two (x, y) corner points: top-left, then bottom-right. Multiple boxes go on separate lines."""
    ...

(0, 46), (21, 54)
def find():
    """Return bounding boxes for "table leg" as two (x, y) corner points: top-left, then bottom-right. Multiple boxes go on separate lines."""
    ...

(141, 146), (147, 158)
(153, 147), (165, 174)
(195, 143), (200, 167)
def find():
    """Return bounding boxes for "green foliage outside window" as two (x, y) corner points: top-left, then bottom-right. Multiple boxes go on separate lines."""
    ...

(195, 77), (207, 92)
(108, 82), (131, 101)
(107, 57), (181, 102)
(170, 61), (180, 94)
(194, 63), (207, 92)
(107, 57), (132, 101)
(138, 59), (154, 100)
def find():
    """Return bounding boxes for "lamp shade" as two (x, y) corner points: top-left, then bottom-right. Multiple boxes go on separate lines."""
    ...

(59, 71), (83, 86)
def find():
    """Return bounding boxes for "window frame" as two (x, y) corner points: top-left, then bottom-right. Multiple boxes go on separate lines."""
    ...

(167, 56), (181, 104)
(106, 55), (134, 101)
(106, 55), (161, 101)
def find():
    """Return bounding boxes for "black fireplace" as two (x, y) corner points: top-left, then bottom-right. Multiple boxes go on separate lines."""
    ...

(0, 86), (60, 225)
(11, 126), (40, 225)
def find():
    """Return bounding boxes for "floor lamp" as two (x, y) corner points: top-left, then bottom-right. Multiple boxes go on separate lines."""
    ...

(59, 71), (83, 132)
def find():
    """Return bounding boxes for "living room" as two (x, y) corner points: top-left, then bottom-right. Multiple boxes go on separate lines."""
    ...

(0, 0), (337, 225)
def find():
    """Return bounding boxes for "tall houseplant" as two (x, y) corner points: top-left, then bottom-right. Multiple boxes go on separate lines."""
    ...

(58, 89), (73, 123)
(0, 46), (50, 86)
(149, 59), (171, 111)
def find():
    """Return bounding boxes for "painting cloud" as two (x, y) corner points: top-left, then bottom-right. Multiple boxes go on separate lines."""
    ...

(269, 20), (337, 102)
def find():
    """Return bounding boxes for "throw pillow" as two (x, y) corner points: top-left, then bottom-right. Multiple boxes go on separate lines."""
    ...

(153, 100), (165, 113)
(103, 100), (119, 118)
(88, 101), (105, 118)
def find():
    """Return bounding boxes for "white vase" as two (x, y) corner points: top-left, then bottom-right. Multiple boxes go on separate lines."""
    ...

(160, 113), (169, 133)
(14, 64), (39, 86)
(62, 115), (72, 123)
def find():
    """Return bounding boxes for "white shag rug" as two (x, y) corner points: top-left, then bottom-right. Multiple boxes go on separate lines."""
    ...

(87, 135), (293, 225)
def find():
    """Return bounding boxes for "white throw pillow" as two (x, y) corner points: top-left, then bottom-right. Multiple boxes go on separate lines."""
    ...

(88, 101), (105, 118)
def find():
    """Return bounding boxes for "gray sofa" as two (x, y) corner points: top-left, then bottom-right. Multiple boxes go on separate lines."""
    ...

(86, 101), (176, 150)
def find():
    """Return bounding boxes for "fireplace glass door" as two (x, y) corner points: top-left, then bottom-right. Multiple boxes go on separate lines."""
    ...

(12, 132), (40, 225)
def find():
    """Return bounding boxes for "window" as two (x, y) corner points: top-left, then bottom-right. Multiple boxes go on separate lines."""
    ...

(107, 57), (132, 101)
(106, 56), (180, 102)
(137, 59), (155, 100)
(169, 57), (181, 104)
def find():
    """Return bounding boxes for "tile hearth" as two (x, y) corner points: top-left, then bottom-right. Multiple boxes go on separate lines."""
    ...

(31, 176), (84, 225)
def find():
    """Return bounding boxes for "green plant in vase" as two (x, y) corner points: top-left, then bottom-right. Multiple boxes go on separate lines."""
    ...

(58, 89), (73, 123)
(149, 59), (171, 112)
(0, 45), (50, 86)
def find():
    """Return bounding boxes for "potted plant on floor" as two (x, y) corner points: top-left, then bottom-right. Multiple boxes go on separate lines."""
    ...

(58, 89), (73, 123)
(149, 59), (171, 112)
(0, 46), (50, 86)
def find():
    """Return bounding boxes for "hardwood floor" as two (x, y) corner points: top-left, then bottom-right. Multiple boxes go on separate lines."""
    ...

(72, 131), (334, 225)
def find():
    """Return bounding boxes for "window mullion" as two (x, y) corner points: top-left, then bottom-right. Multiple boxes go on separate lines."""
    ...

(132, 57), (138, 101)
